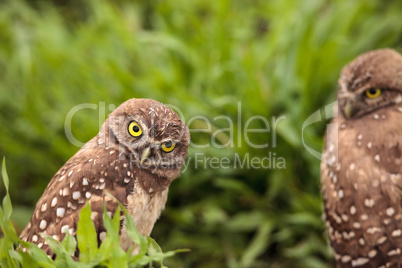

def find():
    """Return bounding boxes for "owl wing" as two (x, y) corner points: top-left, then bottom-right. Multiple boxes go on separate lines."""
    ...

(321, 108), (402, 267)
(20, 142), (136, 258)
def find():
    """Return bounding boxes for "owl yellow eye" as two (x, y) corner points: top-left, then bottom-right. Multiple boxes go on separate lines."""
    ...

(128, 121), (142, 137)
(161, 141), (176, 153)
(365, 88), (381, 99)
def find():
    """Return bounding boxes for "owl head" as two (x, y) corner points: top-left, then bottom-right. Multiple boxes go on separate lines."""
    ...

(338, 48), (402, 119)
(100, 98), (190, 179)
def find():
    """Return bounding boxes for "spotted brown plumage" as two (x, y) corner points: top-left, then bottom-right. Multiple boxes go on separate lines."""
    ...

(19, 98), (190, 257)
(321, 49), (402, 267)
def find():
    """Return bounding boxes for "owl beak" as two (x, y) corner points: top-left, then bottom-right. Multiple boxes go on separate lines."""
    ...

(343, 99), (358, 119)
(140, 147), (151, 164)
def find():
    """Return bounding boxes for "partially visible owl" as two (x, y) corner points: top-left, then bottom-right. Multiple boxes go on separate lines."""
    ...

(321, 49), (402, 267)
(19, 98), (190, 257)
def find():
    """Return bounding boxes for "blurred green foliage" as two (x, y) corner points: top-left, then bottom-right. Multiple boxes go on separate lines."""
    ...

(0, 0), (401, 267)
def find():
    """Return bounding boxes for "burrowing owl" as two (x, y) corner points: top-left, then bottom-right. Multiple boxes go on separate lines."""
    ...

(321, 49), (402, 267)
(19, 98), (190, 257)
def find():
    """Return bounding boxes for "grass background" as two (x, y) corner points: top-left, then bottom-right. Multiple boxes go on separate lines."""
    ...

(0, 0), (401, 267)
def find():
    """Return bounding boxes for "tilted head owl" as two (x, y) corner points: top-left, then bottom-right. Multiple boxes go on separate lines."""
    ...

(103, 98), (190, 179)
(19, 98), (190, 257)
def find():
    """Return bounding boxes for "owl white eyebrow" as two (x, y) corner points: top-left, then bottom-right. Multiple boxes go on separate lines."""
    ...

(158, 139), (179, 144)
(338, 90), (354, 99)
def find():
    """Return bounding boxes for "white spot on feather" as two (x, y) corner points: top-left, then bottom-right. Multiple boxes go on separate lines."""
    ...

(341, 255), (351, 263)
(57, 208), (65, 218)
(51, 197), (57, 207)
(62, 187), (70, 196)
(61, 225), (70, 233)
(100, 232), (106, 241)
(388, 249), (401, 256)
(364, 198), (374, 208)
(329, 144), (334, 152)
(368, 250), (377, 258)
(350, 206), (356, 215)
(72, 191), (81, 200)
(392, 230), (401, 237)
(41, 203), (47, 212)
(338, 189), (344, 198)
(367, 227), (381, 234)
(377, 236), (387, 244)
(386, 207), (395, 216)
(39, 220), (47, 230)
(351, 258), (369, 266)
(91, 212), (98, 221)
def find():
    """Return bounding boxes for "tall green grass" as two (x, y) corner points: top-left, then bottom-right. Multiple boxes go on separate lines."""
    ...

(0, 0), (401, 267)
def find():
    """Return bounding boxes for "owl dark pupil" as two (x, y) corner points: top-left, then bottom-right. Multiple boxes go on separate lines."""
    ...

(133, 125), (140, 132)
(165, 142), (172, 148)
(369, 88), (377, 94)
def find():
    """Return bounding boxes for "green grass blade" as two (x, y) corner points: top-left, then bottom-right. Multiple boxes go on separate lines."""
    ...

(76, 202), (99, 263)
(0, 238), (18, 268)
(1, 158), (9, 193)
(28, 243), (55, 266)
(20, 250), (40, 268)
(1, 158), (12, 221)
